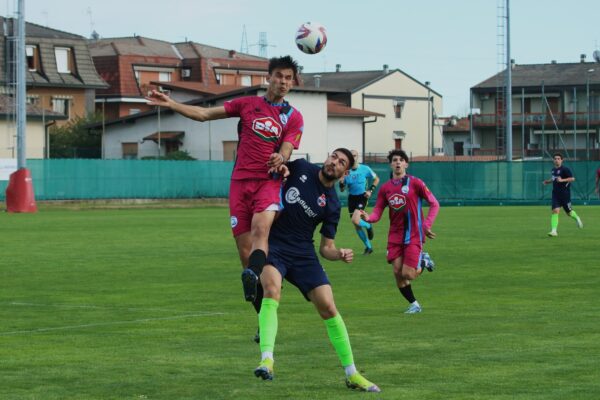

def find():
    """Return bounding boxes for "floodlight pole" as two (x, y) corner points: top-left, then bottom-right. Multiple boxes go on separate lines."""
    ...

(505, 0), (513, 162)
(16, 0), (26, 168)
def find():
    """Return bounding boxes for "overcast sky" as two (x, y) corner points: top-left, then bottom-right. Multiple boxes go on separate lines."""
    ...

(3, 0), (599, 116)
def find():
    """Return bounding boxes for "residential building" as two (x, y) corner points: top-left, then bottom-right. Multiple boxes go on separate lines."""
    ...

(0, 17), (108, 127)
(300, 65), (443, 159)
(0, 94), (66, 159)
(88, 36), (269, 119)
(88, 86), (382, 161)
(471, 58), (600, 160)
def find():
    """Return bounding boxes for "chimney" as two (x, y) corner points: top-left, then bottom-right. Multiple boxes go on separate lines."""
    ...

(335, 64), (341, 72)
(313, 74), (321, 88)
(383, 64), (389, 74)
(228, 50), (236, 58)
(510, 58), (515, 69)
(425, 81), (431, 86)
(580, 53), (586, 63)
(551, 60), (557, 64)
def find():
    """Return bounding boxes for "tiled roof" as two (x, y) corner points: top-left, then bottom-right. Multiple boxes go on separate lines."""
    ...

(0, 17), (107, 89)
(442, 117), (470, 132)
(473, 62), (600, 89)
(411, 155), (504, 162)
(301, 70), (388, 91)
(0, 94), (66, 119)
(152, 81), (245, 95)
(327, 101), (384, 118)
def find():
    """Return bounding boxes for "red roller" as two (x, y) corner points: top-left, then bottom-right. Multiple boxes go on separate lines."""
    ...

(5, 168), (37, 213)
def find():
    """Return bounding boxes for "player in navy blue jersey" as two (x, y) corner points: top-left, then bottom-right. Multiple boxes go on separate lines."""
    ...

(253, 149), (380, 393)
(339, 150), (379, 255)
(543, 153), (583, 237)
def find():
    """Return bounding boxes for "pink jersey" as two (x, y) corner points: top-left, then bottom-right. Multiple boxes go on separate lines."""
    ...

(224, 96), (304, 180)
(368, 175), (439, 245)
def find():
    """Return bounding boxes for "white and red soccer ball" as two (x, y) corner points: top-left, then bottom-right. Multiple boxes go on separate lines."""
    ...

(295, 22), (327, 54)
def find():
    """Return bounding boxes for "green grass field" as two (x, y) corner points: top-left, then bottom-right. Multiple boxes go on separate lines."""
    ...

(1, 205), (599, 400)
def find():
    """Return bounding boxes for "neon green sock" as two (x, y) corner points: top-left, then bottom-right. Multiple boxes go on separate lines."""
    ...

(551, 214), (558, 230)
(324, 313), (354, 368)
(258, 298), (279, 353)
(569, 210), (579, 220)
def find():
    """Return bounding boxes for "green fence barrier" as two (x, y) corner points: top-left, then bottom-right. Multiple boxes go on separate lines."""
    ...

(1, 159), (598, 204)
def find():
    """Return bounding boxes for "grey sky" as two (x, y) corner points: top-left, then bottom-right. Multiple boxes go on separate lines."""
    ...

(3, 0), (599, 116)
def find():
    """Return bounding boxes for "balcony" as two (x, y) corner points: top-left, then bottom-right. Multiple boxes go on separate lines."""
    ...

(473, 112), (600, 128)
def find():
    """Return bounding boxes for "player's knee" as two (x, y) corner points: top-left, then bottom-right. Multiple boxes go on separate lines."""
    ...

(317, 303), (337, 320)
(262, 281), (281, 300)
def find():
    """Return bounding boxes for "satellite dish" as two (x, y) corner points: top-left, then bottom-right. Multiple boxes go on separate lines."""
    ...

(594, 50), (600, 63)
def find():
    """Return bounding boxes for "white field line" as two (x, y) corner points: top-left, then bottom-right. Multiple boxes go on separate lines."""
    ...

(8, 301), (205, 313)
(0, 312), (225, 336)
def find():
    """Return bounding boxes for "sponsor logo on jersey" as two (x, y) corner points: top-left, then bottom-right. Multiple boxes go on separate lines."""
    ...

(317, 194), (327, 207)
(252, 117), (282, 142)
(299, 174), (307, 183)
(285, 186), (317, 217)
(401, 185), (409, 194)
(388, 193), (407, 211)
(230, 216), (238, 228)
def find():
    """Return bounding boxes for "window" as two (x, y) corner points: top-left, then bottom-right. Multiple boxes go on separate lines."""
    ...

(129, 108), (141, 115)
(241, 75), (251, 86)
(215, 73), (222, 84)
(26, 95), (39, 105)
(158, 72), (171, 82)
(26, 45), (39, 71)
(55, 47), (73, 73)
(52, 97), (70, 117)
(122, 143), (138, 159)
(393, 99), (405, 118)
(134, 70), (140, 83)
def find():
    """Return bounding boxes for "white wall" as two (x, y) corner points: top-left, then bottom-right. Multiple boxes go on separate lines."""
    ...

(0, 121), (46, 159)
(350, 71), (443, 157)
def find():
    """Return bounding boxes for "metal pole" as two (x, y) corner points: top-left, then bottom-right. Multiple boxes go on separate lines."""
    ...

(586, 74), (591, 160)
(157, 106), (161, 157)
(521, 88), (525, 159)
(101, 99), (105, 159)
(573, 86), (577, 160)
(16, 0), (26, 168)
(469, 90), (474, 157)
(427, 87), (431, 158)
(505, 0), (513, 162)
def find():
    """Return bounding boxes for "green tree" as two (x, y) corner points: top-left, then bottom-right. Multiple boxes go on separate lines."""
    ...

(49, 114), (102, 158)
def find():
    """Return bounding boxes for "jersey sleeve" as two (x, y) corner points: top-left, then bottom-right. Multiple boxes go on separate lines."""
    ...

(223, 97), (246, 117)
(562, 167), (573, 179)
(367, 187), (387, 223)
(416, 179), (440, 230)
(281, 109), (304, 149)
(320, 200), (340, 239)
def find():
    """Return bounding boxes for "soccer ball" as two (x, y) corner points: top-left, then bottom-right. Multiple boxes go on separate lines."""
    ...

(295, 22), (327, 54)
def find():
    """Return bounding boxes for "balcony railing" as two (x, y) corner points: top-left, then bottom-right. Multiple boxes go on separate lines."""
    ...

(473, 112), (600, 127)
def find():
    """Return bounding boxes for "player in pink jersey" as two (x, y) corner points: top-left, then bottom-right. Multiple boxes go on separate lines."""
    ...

(352, 149), (439, 314)
(146, 56), (304, 323)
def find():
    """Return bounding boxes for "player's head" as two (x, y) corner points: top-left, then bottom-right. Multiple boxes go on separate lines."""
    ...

(266, 56), (299, 99)
(321, 148), (354, 182)
(350, 150), (359, 169)
(388, 149), (409, 177)
(552, 152), (563, 167)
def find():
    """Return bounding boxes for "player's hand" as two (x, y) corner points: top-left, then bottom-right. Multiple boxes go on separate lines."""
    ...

(267, 153), (285, 168)
(145, 90), (173, 108)
(542, 179), (550, 185)
(424, 228), (436, 239)
(338, 248), (353, 263)
(556, 177), (563, 183)
(365, 190), (372, 199)
(268, 163), (290, 178)
(351, 209), (366, 226)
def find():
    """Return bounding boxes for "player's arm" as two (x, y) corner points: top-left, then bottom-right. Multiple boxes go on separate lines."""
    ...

(419, 181), (439, 239)
(146, 90), (227, 122)
(319, 236), (353, 263)
(364, 189), (386, 223)
(267, 141), (294, 169)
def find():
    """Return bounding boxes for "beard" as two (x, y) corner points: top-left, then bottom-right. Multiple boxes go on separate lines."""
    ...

(320, 164), (339, 182)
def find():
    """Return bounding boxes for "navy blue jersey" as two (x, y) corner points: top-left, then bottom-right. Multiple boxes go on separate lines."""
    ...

(269, 159), (341, 255)
(551, 166), (573, 195)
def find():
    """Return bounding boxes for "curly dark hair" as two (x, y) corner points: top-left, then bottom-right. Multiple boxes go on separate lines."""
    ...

(387, 149), (409, 163)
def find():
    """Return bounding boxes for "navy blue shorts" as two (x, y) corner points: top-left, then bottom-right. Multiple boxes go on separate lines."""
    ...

(266, 244), (330, 301)
(551, 192), (572, 213)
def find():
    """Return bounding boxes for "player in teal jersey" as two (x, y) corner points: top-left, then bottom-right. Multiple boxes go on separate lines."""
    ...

(339, 150), (379, 255)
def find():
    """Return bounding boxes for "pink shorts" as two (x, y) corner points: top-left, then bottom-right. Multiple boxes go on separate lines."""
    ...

(229, 178), (283, 237)
(386, 242), (422, 269)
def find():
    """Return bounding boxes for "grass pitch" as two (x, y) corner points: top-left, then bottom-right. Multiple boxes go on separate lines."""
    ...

(1, 205), (599, 399)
